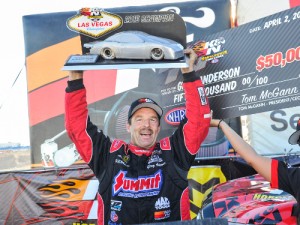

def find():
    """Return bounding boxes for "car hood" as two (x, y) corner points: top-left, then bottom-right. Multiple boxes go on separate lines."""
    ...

(210, 174), (297, 224)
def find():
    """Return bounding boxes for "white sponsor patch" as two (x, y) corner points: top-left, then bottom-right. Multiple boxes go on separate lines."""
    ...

(155, 197), (170, 210)
(204, 113), (211, 118)
(198, 87), (207, 105)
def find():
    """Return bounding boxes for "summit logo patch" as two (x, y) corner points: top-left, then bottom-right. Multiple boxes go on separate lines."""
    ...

(112, 170), (163, 198)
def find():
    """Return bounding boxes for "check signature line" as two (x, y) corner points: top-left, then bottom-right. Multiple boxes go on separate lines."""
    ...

(221, 92), (300, 110)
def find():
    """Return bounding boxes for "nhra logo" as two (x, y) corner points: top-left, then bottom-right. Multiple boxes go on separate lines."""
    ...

(112, 170), (163, 197)
(164, 107), (186, 125)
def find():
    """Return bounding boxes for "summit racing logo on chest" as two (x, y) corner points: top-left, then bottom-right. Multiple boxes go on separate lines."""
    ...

(112, 170), (163, 198)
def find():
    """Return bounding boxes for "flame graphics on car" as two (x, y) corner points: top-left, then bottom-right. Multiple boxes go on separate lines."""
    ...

(37, 179), (98, 220)
(39, 179), (97, 201)
(39, 201), (93, 219)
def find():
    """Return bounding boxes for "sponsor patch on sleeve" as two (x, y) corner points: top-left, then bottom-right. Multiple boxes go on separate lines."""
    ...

(198, 87), (207, 105)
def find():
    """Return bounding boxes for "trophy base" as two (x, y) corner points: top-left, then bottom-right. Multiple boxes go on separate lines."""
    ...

(62, 55), (188, 71)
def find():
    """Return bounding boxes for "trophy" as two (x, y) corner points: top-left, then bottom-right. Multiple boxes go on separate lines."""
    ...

(62, 7), (188, 70)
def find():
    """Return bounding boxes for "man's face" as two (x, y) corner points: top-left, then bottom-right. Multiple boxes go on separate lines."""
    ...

(127, 107), (160, 149)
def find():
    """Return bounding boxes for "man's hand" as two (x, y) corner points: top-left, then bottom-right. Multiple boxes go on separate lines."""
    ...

(181, 48), (198, 74)
(69, 71), (83, 81)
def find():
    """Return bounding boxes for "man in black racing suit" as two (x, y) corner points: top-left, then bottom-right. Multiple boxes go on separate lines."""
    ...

(65, 49), (211, 225)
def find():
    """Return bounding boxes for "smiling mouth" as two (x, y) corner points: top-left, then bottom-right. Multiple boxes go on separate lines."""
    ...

(140, 129), (152, 136)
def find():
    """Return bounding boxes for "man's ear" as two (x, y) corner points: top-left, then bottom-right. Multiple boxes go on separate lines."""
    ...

(126, 122), (131, 133)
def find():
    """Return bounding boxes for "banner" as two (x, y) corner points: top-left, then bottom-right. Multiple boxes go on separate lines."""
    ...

(0, 165), (98, 224)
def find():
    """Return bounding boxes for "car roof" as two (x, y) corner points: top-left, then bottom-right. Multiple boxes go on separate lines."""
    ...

(106, 31), (177, 44)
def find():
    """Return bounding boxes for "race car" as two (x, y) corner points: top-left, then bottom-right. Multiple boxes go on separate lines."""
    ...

(198, 174), (297, 224)
(83, 30), (184, 60)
